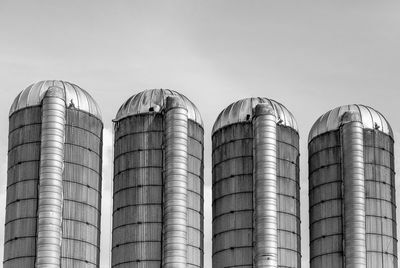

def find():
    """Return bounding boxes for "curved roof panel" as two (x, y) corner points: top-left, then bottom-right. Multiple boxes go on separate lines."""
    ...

(9, 80), (102, 119)
(114, 89), (203, 126)
(212, 97), (298, 134)
(308, 104), (393, 142)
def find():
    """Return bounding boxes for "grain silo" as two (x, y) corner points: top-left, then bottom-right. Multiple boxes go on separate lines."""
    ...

(308, 104), (397, 268)
(112, 89), (204, 268)
(212, 98), (301, 268)
(4, 80), (103, 267)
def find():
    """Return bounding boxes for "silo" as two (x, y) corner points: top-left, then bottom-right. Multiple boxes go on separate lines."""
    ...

(112, 89), (204, 268)
(212, 98), (301, 268)
(308, 104), (397, 268)
(4, 80), (103, 268)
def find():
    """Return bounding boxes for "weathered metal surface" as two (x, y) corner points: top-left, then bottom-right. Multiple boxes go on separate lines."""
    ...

(4, 107), (42, 268)
(309, 106), (397, 268)
(112, 90), (203, 268)
(162, 96), (189, 268)
(9, 80), (102, 119)
(212, 99), (300, 268)
(364, 130), (397, 268)
(36, 88), (66, 268)
(114, 89), (203, 125)
(212, 97), (298, 134)
(5, 82), (103, 268)
(309, 130), (343, 268)
(253, 104), (278, 267)
(62, 109), (103, 267)
(308, 104), (392, 143)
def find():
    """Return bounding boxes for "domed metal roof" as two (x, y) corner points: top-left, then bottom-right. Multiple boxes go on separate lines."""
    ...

(308, 104), (393, 142)
(9, 80), (102, 119)
(114, 89), (203, 126)
(212, 98), (298, 134)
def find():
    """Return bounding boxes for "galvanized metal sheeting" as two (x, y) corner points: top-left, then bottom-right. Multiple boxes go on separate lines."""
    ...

(4, 106), (42, 268)
(212, 97), (298, 134)
(112, 90), (203, 268)
(212, 99), (300, 268)
(308, 104), (393, 143)
(309, 106), (397, 268)
(36, 87), (66, 268)
(162, 96), (189, 268)
(114, 88), (203, 126)
(253, 104), (278, 267)
(341, 112), (367, 267)
(9, 80), (102, 119)
(5, 82), (103, 268)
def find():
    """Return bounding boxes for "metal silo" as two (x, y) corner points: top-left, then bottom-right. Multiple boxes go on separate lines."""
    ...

(308, 104), (397, 268)
(4, 80), (103, 268)
(112, 89), (204, 268)
(212, 98), (301, 268)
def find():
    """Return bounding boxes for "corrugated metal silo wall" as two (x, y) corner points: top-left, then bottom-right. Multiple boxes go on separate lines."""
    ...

(309, 129), (397, 268)
(309, 131), (343, 268)
(112, 114), (204, 268)
(364, 130), (397, 268)
(62, 109), (103, 267)
(4, 107), (103, 268)
(5, 107), (42, 268)
(212, 123), (300, 268)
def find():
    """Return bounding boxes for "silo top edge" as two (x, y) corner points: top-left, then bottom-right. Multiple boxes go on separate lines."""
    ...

(114, 89), (203, 126)
(9, 80), (102, 120)
(308, 104), (393, 143)
(212, 97), (298, 134)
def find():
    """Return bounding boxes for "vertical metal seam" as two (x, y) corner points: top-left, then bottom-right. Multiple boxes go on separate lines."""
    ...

(253, 104), (278, 268)
(162, 97), (188, 268)
(36, 88), (66, 268)
(341, 112), (367, 268)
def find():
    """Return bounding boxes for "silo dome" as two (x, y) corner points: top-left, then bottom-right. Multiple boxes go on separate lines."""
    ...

(308, 104), (393, 142)
(9, 80), (102, 119)
(114, 88), (203, 125)
(212, 97), (298, 134)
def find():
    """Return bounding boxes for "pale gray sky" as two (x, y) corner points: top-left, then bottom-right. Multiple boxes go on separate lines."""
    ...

(1, 1), (400, 267)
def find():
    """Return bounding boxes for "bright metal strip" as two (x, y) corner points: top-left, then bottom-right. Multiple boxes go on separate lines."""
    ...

(162, 96), (188, 268)
(36, 87), (65, 268)
(253, 103), (278, 268)
(341, 111), (367, 268)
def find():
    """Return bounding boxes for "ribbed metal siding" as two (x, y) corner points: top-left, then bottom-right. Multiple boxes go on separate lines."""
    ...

(212, 123), (300, 268)
(4, 107), (102, 268)
(309, 131), (343, 268)
(309, 129), (398, 268)
(5, 107), (42, 268)
(276, 126), (301, 268)
(62, 109), (103, 267)
(187, 120), (204, 268)
(364, 130), (397, 268)
(112, 114), (204, 268)
(213, 123), (253, 268)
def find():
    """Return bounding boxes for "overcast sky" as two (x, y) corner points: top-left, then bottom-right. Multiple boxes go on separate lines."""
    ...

(1, 1), (400, 267)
